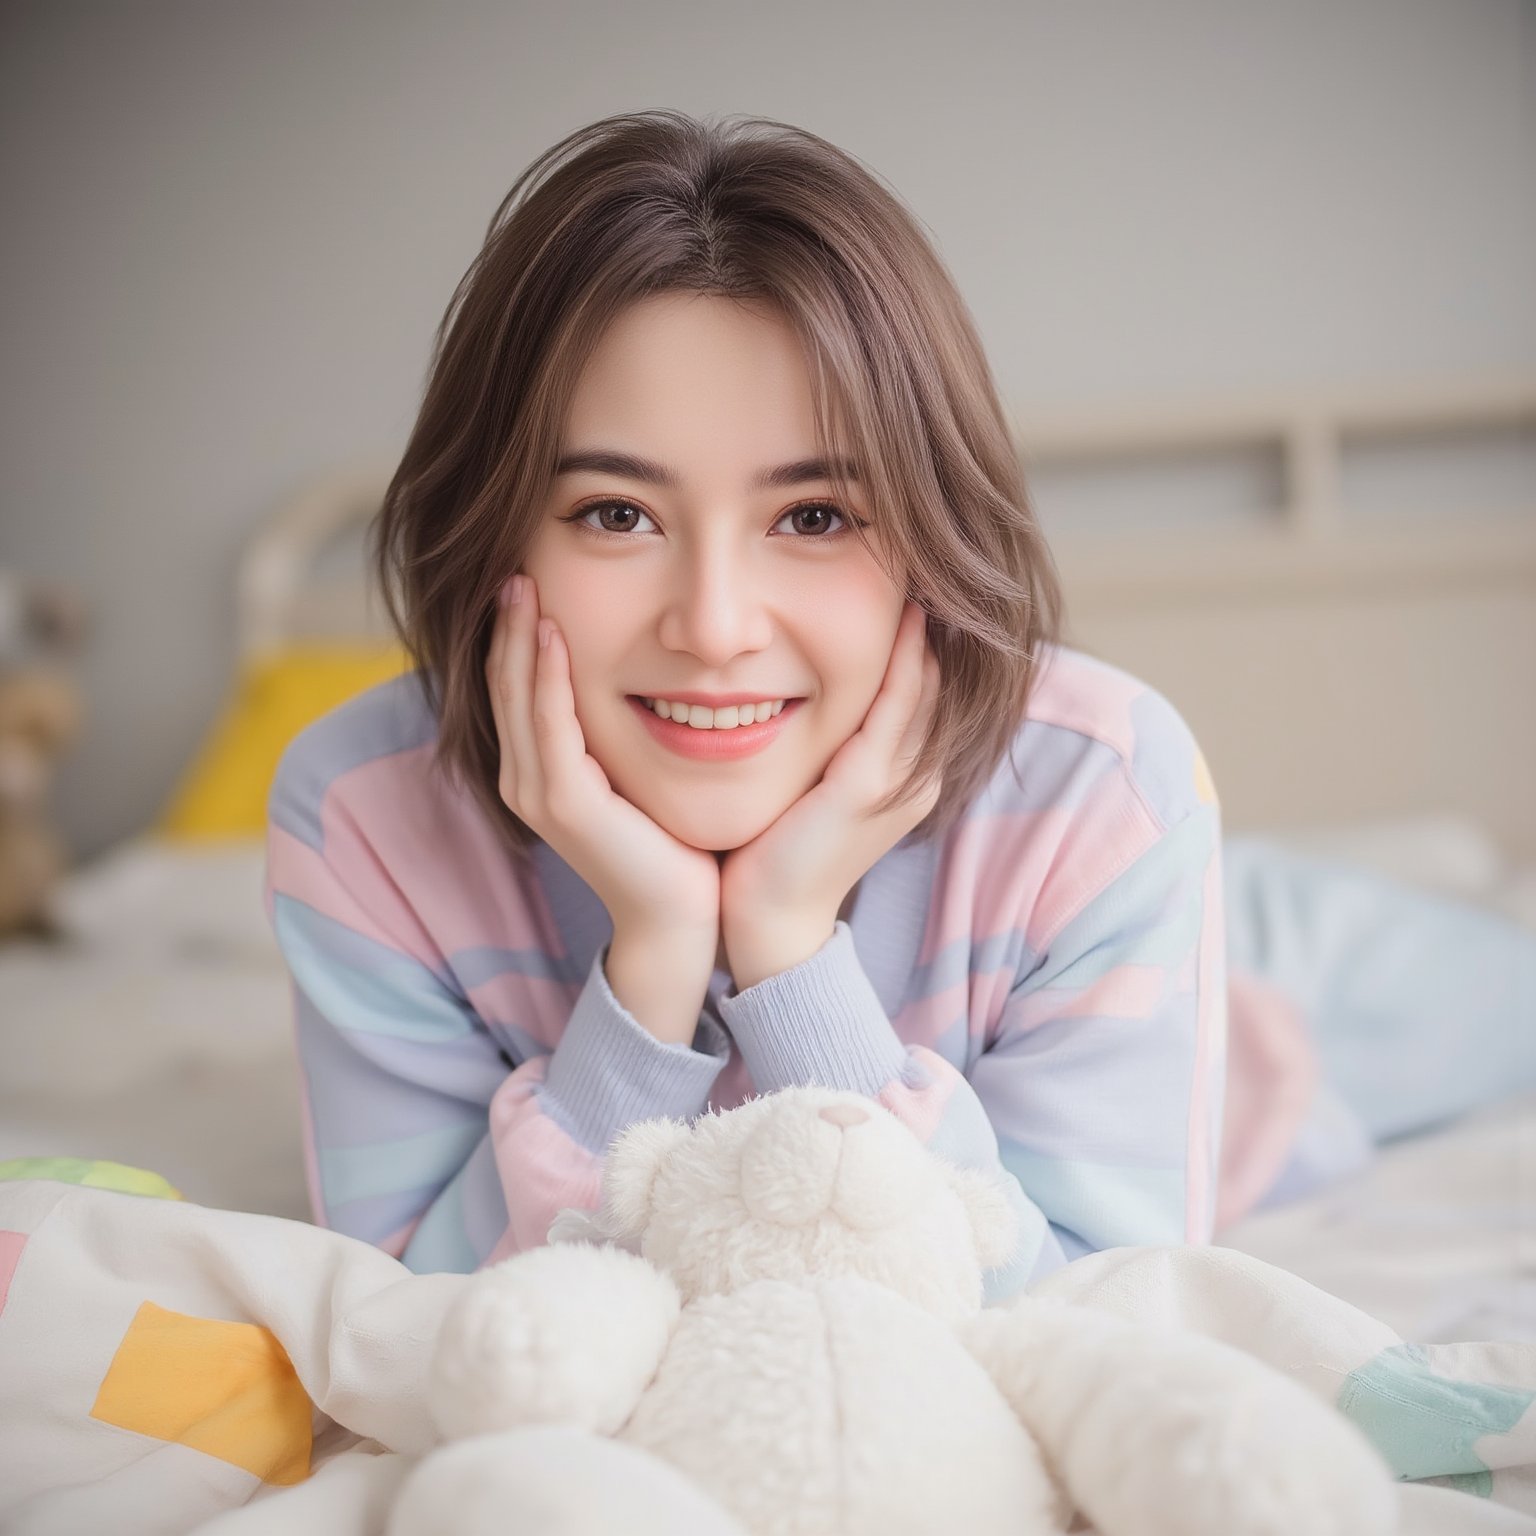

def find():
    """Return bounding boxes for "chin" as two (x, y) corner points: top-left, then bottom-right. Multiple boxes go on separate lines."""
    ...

(651, 804), (779, 854)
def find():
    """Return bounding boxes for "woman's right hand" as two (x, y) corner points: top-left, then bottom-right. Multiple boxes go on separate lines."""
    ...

(485, 572), (723, 951)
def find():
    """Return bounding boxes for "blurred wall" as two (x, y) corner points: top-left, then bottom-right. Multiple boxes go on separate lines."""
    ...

(1, 0), (1532, 861)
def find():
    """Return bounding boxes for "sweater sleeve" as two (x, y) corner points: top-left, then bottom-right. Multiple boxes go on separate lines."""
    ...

(716, 801), (1226, 1304)
(266, 821), (730, 1277)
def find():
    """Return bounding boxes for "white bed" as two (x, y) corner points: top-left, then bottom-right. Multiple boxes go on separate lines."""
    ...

(0, 837), (307, 1222)
(1, 382), (1532, 1338)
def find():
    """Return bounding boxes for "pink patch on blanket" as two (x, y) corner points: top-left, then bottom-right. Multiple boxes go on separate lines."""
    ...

(0, 1230), (26, 1316)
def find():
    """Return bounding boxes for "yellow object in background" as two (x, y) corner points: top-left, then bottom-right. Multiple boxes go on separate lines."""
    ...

(156, 643), (413, 840)
(0, 1156), (183, 1200)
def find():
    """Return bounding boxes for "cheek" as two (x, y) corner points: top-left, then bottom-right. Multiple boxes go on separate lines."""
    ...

(533, 580), (634, 698)
(814, 590), (902, 702)
(539, 572), (637, 643)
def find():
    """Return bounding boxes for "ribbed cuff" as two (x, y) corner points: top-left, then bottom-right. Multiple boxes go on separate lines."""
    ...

(539, 942), (730, 1154)
(717, 920), (909, 1096)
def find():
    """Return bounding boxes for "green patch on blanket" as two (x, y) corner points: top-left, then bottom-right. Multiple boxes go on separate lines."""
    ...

(1337, 1342), (1533, 1489)
(0, 1156), (184, 1201)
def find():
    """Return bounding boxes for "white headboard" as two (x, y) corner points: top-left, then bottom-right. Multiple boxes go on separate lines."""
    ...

(1028, 375), (1536, 860)
(240, 375), (1536, 859)
(238, 464), (398, 658)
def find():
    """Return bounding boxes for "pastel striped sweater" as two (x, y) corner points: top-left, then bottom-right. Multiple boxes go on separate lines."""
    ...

(264, 642), (1300, 1302)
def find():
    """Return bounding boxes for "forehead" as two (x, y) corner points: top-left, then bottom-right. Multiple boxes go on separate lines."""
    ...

(563, 293), (829, 472)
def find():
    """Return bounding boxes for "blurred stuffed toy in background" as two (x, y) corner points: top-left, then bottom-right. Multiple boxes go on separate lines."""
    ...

(0, 569), (86, 939)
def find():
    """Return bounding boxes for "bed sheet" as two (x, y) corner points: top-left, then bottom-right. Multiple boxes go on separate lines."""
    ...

(0, 835), (307, 1220)
(1218, 1087), (1535, 1345)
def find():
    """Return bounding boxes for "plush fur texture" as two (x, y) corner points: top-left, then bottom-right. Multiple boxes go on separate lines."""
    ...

(596, 1090), (1019, 1327)
(402, 1087), (1399, 1536)
(427, 1243), (680, 1441)
(962, 1297), (1400, 1536)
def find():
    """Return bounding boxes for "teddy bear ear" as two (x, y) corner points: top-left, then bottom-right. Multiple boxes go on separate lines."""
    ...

(945, 1165), (1021, 1270)
(600, 1115), (692, 1241)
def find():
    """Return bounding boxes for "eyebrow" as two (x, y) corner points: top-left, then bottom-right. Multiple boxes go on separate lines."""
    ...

(553, 449), (861, 491)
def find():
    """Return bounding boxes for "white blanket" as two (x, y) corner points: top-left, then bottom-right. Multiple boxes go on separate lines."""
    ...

(0, 1176), (1531, 1535)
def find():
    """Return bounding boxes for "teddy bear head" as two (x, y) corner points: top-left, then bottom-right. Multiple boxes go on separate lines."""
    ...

(591, 1086), (1020, 1324)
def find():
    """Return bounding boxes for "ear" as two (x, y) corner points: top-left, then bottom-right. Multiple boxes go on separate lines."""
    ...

(600, 1115), (692, 1242)
(945, 1165), (1021, 1270)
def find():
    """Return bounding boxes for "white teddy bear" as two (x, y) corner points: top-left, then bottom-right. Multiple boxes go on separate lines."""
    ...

(391, 1086), (1398, 1536)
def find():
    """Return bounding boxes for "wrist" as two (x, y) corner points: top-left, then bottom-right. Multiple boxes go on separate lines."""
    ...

(606, 926), (717, 1045)
(716, 920), (908, 1095)
(724, 912), (837, 992)
(543, 960), (729, 1152)
(611, 920), (718, 970)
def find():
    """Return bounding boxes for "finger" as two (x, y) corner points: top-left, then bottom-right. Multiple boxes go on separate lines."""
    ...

(904, 608), (938, 726)
(864, 603), (929, 751)
(894, 617), (941, 772)
(484, 577), (515, 761)
(495, 574), (547, 809)
(531, 617), (604, 819)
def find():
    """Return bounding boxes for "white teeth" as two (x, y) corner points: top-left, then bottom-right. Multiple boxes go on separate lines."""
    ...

(642, 698), (788, 729)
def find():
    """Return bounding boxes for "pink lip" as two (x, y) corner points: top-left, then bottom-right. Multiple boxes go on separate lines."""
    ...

(627, 695), (802, 761)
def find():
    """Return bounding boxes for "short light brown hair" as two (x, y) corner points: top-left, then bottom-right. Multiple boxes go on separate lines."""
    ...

(373, 109), (1064, 867)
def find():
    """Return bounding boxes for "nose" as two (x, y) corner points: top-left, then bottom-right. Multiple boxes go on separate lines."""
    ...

(819, 1104), (870, 1130)
(659, 544), (775, 661)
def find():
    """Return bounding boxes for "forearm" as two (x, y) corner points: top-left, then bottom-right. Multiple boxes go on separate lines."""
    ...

(605, 924), (716, 1045)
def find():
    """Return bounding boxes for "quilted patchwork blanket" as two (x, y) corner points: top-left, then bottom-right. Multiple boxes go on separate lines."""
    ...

(0, 1170), (1531, 1535)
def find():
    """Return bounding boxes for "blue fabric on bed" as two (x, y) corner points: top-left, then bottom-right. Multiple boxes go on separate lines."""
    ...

(1221, 835), (1536, 1211)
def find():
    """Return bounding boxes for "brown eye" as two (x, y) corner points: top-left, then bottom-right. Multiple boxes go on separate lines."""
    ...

(782, 503), (843, 536)
(561, 499), (655, 535)
(560, 497), (869, 542)
(777, 501), (871, 539)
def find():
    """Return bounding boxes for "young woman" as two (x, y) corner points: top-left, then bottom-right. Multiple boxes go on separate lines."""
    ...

(267, 110), (1529, 1300)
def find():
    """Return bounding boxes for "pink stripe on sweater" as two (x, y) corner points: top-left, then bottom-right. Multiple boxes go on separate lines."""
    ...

(1008, 963), (1168, 1031)
(887, 974), (974, 1056)
(1215, 970), (1317, 1231)
(465, 972), (582, 1056)
(1184, 838), (1226, 1241)
(1028, 786), (1164, 952)
(876, 1050), (962, 1143)
(924, 774), (1165, 1049)
(487, 1069), (605, 1256)
(321, 744), (561, 961)
(929, 791), (1159, 971)
(1025, 648), (1148, 764)
(267, 824), (419, 961)
(0, 1230), (27, 1318)
(376, 1213), (426, 1260)
(929, 809), (1064, 960)
(921, 798), (1118, 964)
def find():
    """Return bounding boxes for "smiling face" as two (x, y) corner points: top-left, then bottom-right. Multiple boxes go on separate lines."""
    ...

(519, 292), (907, 854)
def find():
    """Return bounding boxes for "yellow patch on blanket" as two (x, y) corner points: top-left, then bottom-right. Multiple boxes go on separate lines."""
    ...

(90, 1300), (312, 1484)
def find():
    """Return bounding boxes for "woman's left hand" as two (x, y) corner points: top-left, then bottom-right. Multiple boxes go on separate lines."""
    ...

(720, 600), (943, 988)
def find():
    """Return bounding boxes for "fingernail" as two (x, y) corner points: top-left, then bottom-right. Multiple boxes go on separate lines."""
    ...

(538, 619), (552, 650)
(507, 575), (524, 606)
